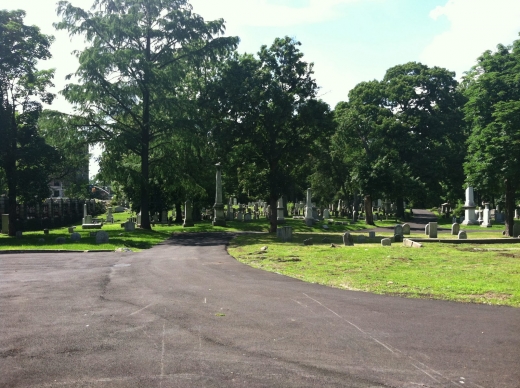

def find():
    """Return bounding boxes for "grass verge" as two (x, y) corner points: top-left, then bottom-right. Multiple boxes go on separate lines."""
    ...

(228, 231), (520, 307)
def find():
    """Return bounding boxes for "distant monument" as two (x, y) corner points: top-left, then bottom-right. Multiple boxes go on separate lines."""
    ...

(462, 186), (479, 225)
(212, 163), (226, 227)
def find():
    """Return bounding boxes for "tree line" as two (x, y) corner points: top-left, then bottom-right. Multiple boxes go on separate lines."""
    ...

(1, 0), (519, 236)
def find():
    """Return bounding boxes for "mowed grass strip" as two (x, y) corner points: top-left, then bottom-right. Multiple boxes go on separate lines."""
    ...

(228, 233), (520, 307)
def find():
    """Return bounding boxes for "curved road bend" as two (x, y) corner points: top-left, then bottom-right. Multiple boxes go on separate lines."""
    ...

(1, 233), (519, 387)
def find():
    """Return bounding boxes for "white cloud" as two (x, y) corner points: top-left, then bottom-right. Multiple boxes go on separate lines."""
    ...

(421, 0), (520, 78)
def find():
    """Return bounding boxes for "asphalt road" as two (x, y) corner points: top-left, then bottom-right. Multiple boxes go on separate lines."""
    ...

(1, 232), (519, 388)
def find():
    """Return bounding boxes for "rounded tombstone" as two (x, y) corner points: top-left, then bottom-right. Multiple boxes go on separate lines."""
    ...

(37, 238), (45, 244)
(458, 231), (468, 240)
(15, 231), (23, 239)
(96, 231), (109, 244)
(70, 232), (81, 242)
(55, 237), (66, 244)
(451, 223), (460, 236)
(381, 238), (392, 246)
(402, 223), (410, 235)
(343, 232), (354, 246)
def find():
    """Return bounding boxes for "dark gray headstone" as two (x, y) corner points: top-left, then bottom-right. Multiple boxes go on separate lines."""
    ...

(96, 231), (109, 244)
(343, 232), (354, 246)
(55, 237), (66, 244)
(458, 231), (467, 240)
(70, 232), (81, 242)
(513, 223), (520, 238)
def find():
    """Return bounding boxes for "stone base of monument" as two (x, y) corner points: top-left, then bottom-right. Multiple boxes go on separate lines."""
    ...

(276, 226), (292, 242)
(304, 218), (314, 227)
(212, 219), (226, 227)
(82, 223), (103, 229)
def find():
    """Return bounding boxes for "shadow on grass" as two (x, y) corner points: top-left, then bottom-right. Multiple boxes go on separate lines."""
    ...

(167, 232), (236, 247)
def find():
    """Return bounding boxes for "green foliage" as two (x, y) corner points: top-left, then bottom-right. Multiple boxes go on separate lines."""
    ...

(0, 9), (57, 235)
(204, 37), (333, 231)
(463, 38), (520, 236)
(330, 62), (466, 217)
(54, 0), (238, 229)
(38, 110), (90, 199)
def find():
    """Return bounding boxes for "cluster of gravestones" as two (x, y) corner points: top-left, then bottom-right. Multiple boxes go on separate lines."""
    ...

(13, 229), (110, 245)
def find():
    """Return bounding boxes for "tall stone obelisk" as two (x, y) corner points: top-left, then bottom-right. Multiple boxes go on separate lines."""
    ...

(462, 186), (479, 225)
(304, 188), (314, 227)
(212, 163), (226, 227)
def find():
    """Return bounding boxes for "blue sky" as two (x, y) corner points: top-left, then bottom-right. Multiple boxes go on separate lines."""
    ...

(6, 0), (520, 176)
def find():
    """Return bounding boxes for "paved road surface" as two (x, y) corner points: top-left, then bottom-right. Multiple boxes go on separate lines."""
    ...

(1, 233), (519, 387)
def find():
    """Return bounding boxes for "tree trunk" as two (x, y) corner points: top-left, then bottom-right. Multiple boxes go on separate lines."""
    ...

(175, 202), (182, 223)
(140, 138), (151, 229)
(7, 112), (17, 236)
(269, 193), (277, 233)
(396, 196), (405, 219)
(353, 192), (360, 213)
(364, 195), (374, 225)
(7, 162), (17, 237)
(193, 202), (202, 222)
(504, 179), (515, 237)
(140, 32), (152, 230)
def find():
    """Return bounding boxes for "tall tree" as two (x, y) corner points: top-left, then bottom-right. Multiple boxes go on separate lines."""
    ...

(333, 83), (407, 225)
(463, 39), (520, 236)
(205, 37), (332, 232)
(331, 63), (465, 221)
(0, 10), (55, 236)
(55, 0), (238, 229)
(38, 110), (91, 199)
(382, 62), (467, 212)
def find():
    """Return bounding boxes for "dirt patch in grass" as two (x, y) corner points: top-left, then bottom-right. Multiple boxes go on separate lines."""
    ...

(465, 292), (512, 302)
(276, 257), (301, 262)
(456, 247), (485, 252)
(498, 253), (519, 258)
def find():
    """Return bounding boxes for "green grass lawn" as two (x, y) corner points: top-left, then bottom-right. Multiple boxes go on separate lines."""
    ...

(227, 231), (520, 307)
(0, 212), (372, 251)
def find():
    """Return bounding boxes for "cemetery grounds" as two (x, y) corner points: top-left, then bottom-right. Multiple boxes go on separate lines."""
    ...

(1, 210), (519, 308)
